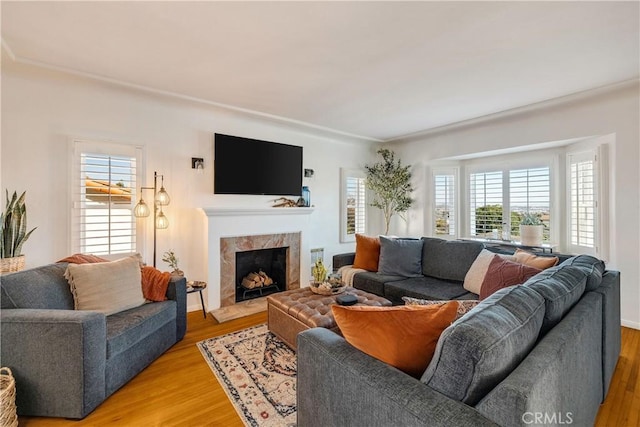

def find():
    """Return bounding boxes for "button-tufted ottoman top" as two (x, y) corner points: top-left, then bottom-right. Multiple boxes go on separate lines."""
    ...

(267, 287), (392, 329)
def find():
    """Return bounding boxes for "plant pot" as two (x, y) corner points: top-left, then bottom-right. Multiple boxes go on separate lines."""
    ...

(0, 255), (25, 274)
(520, 225), (543, 246)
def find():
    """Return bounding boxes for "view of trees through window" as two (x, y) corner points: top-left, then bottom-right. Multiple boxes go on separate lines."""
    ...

(470, 167), (550, 242)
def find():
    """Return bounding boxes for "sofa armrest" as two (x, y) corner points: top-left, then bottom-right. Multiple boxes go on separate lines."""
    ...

(332, 252), (356, 272)
(166, 276), (187, 340)
(0, 309), (107, 418)
(297, 328), (498, 427)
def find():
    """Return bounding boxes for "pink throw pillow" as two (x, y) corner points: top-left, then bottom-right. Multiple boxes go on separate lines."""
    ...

(479, 256), (541, 300)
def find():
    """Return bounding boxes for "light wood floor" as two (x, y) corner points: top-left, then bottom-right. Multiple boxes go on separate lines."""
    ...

(19, 311), (640, 426)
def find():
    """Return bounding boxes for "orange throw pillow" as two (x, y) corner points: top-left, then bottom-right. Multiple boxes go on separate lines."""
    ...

(513, 249), (559, 270)
(332, 302), (458, 378)
(353, 234), (381, 272)
(57, 253), (109, 264)
(141, 266), (171, 302)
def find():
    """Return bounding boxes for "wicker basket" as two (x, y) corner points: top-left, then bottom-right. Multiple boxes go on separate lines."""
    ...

(0, 367), (18, 427)
(0, 256), (25, 274)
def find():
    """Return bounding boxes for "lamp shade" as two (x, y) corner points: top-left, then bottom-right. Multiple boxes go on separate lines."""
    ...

(155, 186), (170, 206)
(156, 209), (169, 229)
(133, 198), (151, 217)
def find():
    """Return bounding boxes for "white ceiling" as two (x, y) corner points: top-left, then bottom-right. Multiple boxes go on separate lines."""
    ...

(2, 1), (638, 142)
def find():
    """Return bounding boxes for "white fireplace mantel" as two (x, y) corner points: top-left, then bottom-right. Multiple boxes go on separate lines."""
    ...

(202, 207), (314, 217)
(201, 206), (314, 312)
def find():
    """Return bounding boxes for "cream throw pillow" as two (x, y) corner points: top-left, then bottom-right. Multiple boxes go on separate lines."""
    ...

(463, 249), (516, 295)
(65, 255), (145, 315)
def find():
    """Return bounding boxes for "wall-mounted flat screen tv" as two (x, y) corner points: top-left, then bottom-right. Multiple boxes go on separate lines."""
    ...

(214, 133), (303, 196)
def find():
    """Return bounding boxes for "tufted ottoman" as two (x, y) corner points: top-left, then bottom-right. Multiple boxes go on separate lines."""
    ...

(267, 287), (392, 349)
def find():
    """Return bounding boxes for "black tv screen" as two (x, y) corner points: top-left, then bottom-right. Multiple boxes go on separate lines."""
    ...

(214, 133), (303, 196)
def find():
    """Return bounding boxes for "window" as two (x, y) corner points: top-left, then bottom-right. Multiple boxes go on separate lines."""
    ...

(469, 167), (551, 242)
(469, 171), (503, 238)
(509, 167), (551, 241)
(72, 140), (142, 255)
(340, 169), (366, 242)
(433, 169), (457, 237)
(567, 151), (597, 254)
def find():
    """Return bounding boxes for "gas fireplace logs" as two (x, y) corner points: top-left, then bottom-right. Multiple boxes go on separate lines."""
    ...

(241, 270), (274, 289)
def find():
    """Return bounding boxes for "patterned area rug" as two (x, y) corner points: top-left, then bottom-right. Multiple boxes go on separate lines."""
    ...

(197, 324), (297, 427)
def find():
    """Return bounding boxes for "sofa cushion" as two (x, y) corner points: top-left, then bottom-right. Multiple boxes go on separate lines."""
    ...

(352, 271), (405, 296)
(385, 277), (469, 303)
(378, 236), (423, 277)
(106, 300), (176, 359)
(332, 302), (459, 378)
(559, 255), (605, 292)
(479, 256), (541, 300)
(353, 234), (381, 272)
(523, 265), (588, 335)
(513, 249), (559, 270)
(422, 238), (484, 281)
(421, 285), (546, 405)
(0, 263), (74, 310)
(65, 256), (146, 315)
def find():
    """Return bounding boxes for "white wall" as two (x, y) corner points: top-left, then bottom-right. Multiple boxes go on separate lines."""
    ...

(1, 58), (374, 311)
(388, 81), (640, 329)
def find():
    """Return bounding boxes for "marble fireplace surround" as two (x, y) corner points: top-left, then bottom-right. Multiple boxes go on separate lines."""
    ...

(220, 232), (301, 307)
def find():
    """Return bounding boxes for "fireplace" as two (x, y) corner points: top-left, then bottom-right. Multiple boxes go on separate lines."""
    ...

(235, 247), (287, 302)
(219, 232), (301, 308)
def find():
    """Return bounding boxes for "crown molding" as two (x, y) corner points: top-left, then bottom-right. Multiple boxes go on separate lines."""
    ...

(2, 39), (380, 145)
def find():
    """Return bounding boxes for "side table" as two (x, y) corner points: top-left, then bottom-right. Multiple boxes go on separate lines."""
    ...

(186, 281), (207, 319)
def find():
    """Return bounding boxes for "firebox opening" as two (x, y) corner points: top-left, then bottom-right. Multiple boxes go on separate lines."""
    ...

(235, 247), (288, 303)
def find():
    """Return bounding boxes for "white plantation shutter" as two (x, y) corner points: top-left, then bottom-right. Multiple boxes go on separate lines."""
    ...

(509, 167), (551, 242)
(72, 140), (142, 255)
(469, 171), (503, 238)
(346, 176), (366, 236)
(568, 151), (597, 254)
(433, 170), (457, 237)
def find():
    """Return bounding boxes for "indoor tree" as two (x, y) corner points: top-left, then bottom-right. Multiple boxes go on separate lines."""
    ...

(365, 148), (414, 234)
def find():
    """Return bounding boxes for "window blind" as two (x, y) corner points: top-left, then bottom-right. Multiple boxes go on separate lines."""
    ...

(509, 167), (550, 241)
(569, 153), (596, 249)
(346, 176), (366, 236)
(433, 173), (456, 236)
(73, 141), (140, 255)
(469, 171), (503, 238)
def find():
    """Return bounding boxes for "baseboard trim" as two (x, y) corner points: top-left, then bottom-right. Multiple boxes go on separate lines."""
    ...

(621, 319), (640, 330)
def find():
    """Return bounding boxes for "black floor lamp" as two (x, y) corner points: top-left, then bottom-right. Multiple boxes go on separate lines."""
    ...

(133, 171), (170, 267)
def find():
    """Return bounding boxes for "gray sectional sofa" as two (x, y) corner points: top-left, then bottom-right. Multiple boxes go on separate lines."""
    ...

(0, 262), (187, 419)
(333, 237), (570, 304)
(299, 239), (620, 426)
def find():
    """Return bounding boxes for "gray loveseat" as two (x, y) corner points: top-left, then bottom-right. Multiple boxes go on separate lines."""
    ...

(300, 248), (620, 426)
(0, 262), (187, 419)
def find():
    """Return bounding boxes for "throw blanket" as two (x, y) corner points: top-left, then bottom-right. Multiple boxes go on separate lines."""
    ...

(141, 266), (171, 302)
(337, 265), (367, 286)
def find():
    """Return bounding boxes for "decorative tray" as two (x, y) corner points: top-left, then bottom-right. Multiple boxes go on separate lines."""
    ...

(309, 281), (346, 295)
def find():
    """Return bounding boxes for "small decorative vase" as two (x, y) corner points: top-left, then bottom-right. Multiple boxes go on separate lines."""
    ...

(171, 269), (184, 278)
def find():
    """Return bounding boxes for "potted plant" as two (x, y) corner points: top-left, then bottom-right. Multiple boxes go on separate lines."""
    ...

(1, 190), (37, 273)
(519, 212), (544, 246)
(365, 149), (414, 234)
(162, 250), (183, 277)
